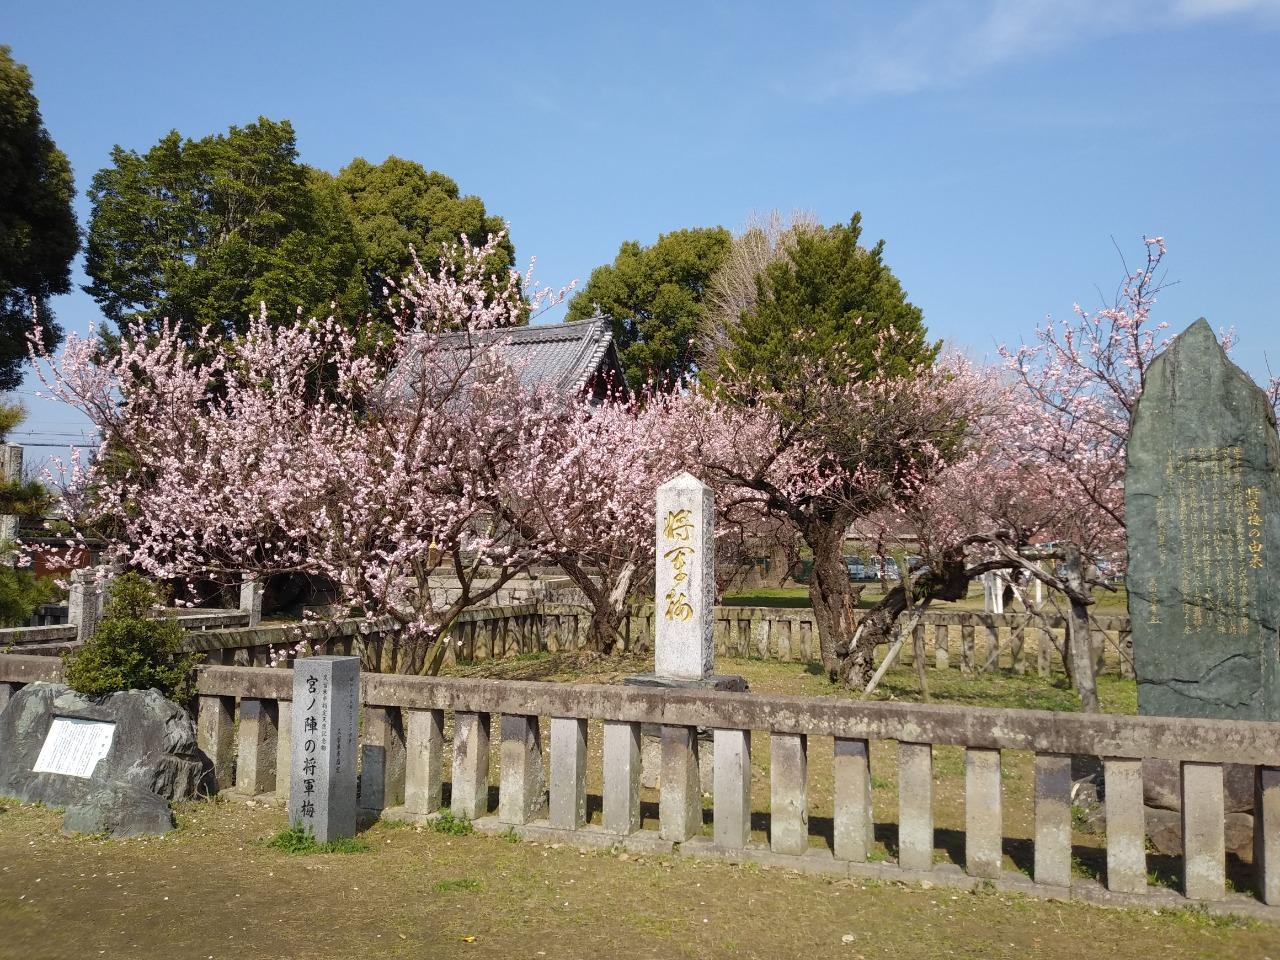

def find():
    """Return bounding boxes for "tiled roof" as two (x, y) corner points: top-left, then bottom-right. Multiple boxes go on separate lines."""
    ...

(437, 315), (627, 397)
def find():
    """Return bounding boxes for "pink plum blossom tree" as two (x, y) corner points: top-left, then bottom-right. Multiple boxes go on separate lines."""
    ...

(670, 334), (989, 685)
(489, 389), (689, 652)
(30, 235), (585, 674)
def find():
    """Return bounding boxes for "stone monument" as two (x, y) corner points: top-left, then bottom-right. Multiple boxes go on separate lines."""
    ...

(655, 472), (716, 679)
(0, 683), (207, 837)
(289, 656), (360, 843)
(627, 472), (744, 692)
(1127, 318), (1279, 721)
(625, 472), (746, 793)
(1126, 318), (1279, 857)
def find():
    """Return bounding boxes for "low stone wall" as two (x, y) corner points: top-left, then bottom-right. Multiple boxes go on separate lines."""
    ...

(570, 603), (1131, 677)
(1, 651), (1273, 920)
(0, 624), (78, 647)
(3, 596), (1133, 680)
(1, 608), (254, 658)
(126, 601), (1134, 678)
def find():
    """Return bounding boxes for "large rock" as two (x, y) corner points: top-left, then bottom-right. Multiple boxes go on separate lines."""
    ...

(61, 782), (178, 838)
(1142, 757), (1256, 813)
(0, 682), (208, 837)
(1126, 318), (1280, 721)
(1145, 805), (1256, 859)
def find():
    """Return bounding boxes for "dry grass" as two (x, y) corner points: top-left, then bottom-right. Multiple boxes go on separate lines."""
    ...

(1, 799), (1273, 960)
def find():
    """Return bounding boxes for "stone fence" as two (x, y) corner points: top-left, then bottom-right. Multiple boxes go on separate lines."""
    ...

(0, 608), (254, 656)
(175, 602), (1132, 678)
(631, 605), (1133, 677)
(0, 652), (1274, 920)
(1, 598), (1133, 679)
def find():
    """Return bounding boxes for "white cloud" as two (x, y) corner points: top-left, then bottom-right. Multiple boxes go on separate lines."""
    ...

(821, 0), (1279, 97)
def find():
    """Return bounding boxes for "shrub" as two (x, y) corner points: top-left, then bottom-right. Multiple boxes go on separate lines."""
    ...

(63, 573), (201, 701)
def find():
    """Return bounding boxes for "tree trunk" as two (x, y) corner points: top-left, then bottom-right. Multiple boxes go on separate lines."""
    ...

(805, 516), (860, 681)
(558, 556), (635, 655)
(1062, 544), (1101, 713)
(837, 552), (972, 687)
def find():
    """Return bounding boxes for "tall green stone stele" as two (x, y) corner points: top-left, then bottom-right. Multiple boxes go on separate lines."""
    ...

(1126, 318), (1280, 720)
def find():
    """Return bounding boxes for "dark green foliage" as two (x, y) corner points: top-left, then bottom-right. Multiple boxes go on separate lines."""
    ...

(712, 214), (938, 398)
(0, 401), (55, 626)
(84, 126), (518, 347)
(84, 118), (368, 340)
(265, 824), (369, 855)
(0, 46), (78, 391)
(0, 563), (56, 629)
(63, 574), (201, 701)
(567, 227), (731, 386)
(335, 156), (514, 307)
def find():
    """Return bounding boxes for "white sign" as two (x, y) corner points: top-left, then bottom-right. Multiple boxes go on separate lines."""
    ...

(32, 716), (116, 779)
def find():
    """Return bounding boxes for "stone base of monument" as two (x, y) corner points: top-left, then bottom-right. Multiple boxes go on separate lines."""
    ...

(0, 682), (208, 838)
(1072, 755), (1257, 858)
(1141, 758), (1256, 858)
(1143, 806), (1255, 859)
(623, 673), (748, 792)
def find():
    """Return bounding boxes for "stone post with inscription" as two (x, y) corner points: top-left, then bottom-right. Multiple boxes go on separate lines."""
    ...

(289, 656), (360, 843)
(623, 472), (746, 801)
(655, 472), (716, 680)
(1127, 318), (1279, 722)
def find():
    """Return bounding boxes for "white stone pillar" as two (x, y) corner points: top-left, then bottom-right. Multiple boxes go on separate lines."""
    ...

(654, 472), (715, 681)
(239, 575), (264, 627)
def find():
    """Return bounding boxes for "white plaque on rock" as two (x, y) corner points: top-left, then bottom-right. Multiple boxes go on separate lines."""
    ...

(32, 717), (116, 779)
(654, 471), (715, 680)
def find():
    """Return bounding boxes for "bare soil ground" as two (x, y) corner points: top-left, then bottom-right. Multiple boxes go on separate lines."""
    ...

(1, 799), (1275, 960)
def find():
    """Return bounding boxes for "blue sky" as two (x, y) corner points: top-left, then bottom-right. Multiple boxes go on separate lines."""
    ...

(6, 0), (1279, 448)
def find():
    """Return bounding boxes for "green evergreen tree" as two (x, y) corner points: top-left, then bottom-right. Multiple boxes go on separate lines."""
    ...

(335, 156), (514, 307)
(63, 573), (200, 701)
(703, 214), (944, 685)
(567, 227), (731, 387)
(84, 118), (368, 340)
(711, 213), (938, 400)
(0, 45), (78, 391)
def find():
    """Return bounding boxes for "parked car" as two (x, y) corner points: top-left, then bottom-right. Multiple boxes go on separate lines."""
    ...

(844, 557), (872, 581)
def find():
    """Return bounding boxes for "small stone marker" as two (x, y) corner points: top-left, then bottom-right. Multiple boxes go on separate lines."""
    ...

(0, 442), (21, 545)
(1126, 318), (1280, 721)
(654, 471), (715, 680)
(290, 656), (360, 842)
